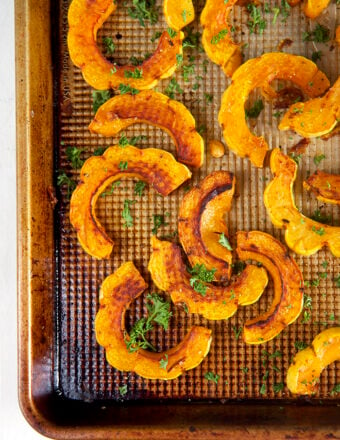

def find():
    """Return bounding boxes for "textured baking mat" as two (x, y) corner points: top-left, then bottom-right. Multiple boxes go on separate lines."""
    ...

(55, 0), (340, 401)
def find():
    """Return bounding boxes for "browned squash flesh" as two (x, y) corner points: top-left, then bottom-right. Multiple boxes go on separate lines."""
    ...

(201, 0), (242, 78)
(279, 76), (340, 138)
(218, 53), (330, 167)
(164, 0), (195, 31)
(68, 0), (183, 90)
(95, 262), (212, 380)
(148, 236), (268, 321)
(287, 327), (340, 394)
(304, 0), (331, 18)
(89, 90), (204, 168)
(304, 170), (340, 205)
(178, 171), (235, 282)
(264, 148), (340, 256)
(236, 231), (304, 344)
(336, 26), (340, 47)
(70, 145), (191, 259)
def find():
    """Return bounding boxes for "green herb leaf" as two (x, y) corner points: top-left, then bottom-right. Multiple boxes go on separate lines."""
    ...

(103, 36), (115, 55)
(294, 340), (308, 351)
(188, 264), (216, 296)
(204, 371), (220, 384)
(210, 29), (229, 45)
(330, 384), (340, 395)
(167, 27), (177, 38)
(151, 214), (169, 235)
(232, 261), (246, 276)
(311, 50), (322, 63)
(334, 275), (340, 288)
(122, 199), (136, 227)
(150, 31), (162, 42)
(57, 171), (77, 199)
(101, 180), (121, 197)
(118, 83), (140, 95)
(92, 90), (111, 113)
(260, 383), (267, 395)
(134, 180), (147, 196)
(219, 233), (232, 250)
(247, 4), (266, 34)
(119, 384), (128, 396)
(232, 325), (242, 340)
(127, 0), (159, 27)
(159, 354), (169, 370)
(311, 225), (325, 236)
(93, 147), (107, 156)
(65, 146), (84, 169)
(313, 153), (326, 166)
(310, 209), (332, 225)
(303, 24), (330, 43)
(118, 161), (128, 170)
(124, 68), (143, 79)
(183, 27), (201, 49)
(164, 78), (183, 99)
(246, 99), (264, 119)
(273, 382), (284, 393)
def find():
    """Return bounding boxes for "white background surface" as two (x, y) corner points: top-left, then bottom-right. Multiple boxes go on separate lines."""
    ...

(1, 1), (46, 439)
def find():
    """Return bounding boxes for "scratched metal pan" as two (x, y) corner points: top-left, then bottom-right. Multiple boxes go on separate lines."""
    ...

(16, 0), (340, 437)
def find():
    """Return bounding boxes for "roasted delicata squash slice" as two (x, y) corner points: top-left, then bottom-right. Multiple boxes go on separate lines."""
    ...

(164, 0), (195, 31)
(201, 0), (242, 77)
(218, 53), (330, 167)
(178, 171), (235, 282)
(287, 327), (340, 395)
(70, 145), (191, 259)
(304, 170), (340, 205)
(303, 0), (331, 19)
(279, 76), (340, 138)
(148, 236), (268, 321)
(95, 262), (212, 380)
(68, 0), (183, 90)
(336, 26), (340, 46)
(264, 148), (340, 256)
(236, 231), (304, 344)
(89, 90), (204, 168)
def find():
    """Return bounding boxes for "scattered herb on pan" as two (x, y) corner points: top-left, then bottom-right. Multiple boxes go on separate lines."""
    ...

(273, 382), (284, 393)
(118, 134), (148, 147)
(151, 214), (169, 235)
(310, 209), (332, 225)
(210, 29), (229, 45)
(57, 171), (77, 199)
(93, 146), (107, 156)
(330, 384), (340, 395)
(182, 63), (195, 82)
(119, 384), (128, 396)
(219, 233), (233, 250)
(334, 275), (340, 288)
(127, 0), (159, 27)
(259, 383), (267, 395)
(122, 199), (137, 228)
(101, 180), (121, 197)
(294, 340), (308, 351)
(232, 325), (242, 340)
(247, 4), (266, 34)
(183, 27), (201, 50)
(159, 354), (169, 370)
(245, 99), (264, 118)
(311, 51), (323, 63)
(125, 293), (172, 352)
(65, 146), (84, 169)
(204, 93), (213, 104)
(150, 30), (162, 42)
(92, 90), (112, 113)
(302, 24), (330, 43)
(167, 27), (177, 38)
(118, 83), (140, 95)
(204, 371), (220, 384)
(134, 180), (147, 196)
(232, 261), (246, 275)
(188, 264), (216, 296)
(124, 67), (143, 79)
(103, 36), (115, 55)
(164, 78), (183, 99)
(289, 152), (302, 165)
(313, 153), (326, 166)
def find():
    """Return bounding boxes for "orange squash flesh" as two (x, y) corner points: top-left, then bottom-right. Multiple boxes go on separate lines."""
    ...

(304, 170), (340, 205)
(148, 236), (268, 321)
(236, 231), (304, 344)
(279, 76), (340, 138)
(89, 90), (204, 168)
(304, 0), (331, 18)
(218, 53), (330, 167)
(95, 262), (212, 380)
(336, 26), (340, 47)
(70, 145), (191, 259)
(178, 171), (235, 282)
(201, 0), (242, 78)
(264, 148), (340, 257)
(68, 0), (183, 90)
(287, 327), (340, 394)
(164, 0), (195, 31)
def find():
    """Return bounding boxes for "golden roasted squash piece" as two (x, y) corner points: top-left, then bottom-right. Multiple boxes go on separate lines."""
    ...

(178, 171), (235, 282)
(70, 146), (191, 259)
(201, 0), (242, 77)
(287, 327), (340, 394)
(236, 231), (304, 344)
(89, 90), (204, 168)
(304, 0), (331, 18)
(148, 236), (268, 321)
(95, 262), (212, 380)
(279, 76), (340, 138)
(68, 0), (183, 90)
(264, 148), (340, 256)
(336, 26), (340, 46)
(164, 0), (195, 31)
(304, 170), (340, 205)
(218, 53), (330, 167)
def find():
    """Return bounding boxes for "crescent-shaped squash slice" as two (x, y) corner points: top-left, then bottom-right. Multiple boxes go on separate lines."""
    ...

(164, 0), (195, 31)
(336, 26), (340, 46)
(178, 171), (235, 282)
(304, 0), (331, 18)
(236, 231), (304, 344)
(148, 236), (268, 321)
(287, 327), (340, 395)
(68, 0), (183, 91)
(201, 0), (242, 77)
(70, 145), (191, 259)
(218, 53), (330, 167)
(264, 148), (340, 256)
(279, 76), (340, 138)
(304, 170), (340, 205)
(89, 90), (204, 168)
(95, 262), (212, 380)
